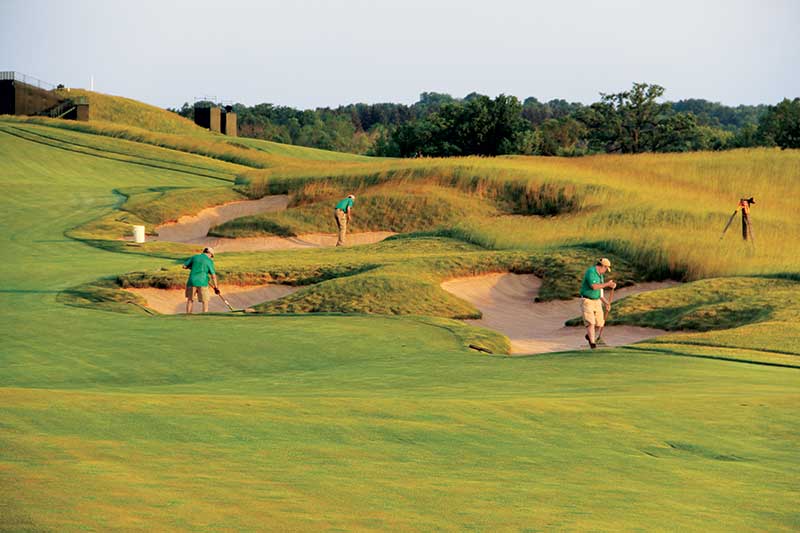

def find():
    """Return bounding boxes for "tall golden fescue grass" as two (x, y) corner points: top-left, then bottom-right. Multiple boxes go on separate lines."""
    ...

(243, 149), (800, 279)
(61, 89), (203, 135)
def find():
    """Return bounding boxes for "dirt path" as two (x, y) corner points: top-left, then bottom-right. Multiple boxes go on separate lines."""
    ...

(126, 284), (298, 314)
(441, 273), (680, 355)
(151, 195), (394, 251)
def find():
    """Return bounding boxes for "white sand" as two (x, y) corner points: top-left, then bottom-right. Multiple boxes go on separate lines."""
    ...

(441, 273), (679, 355)
(125, 284), (298, 314)
(151, 194), (394, 250)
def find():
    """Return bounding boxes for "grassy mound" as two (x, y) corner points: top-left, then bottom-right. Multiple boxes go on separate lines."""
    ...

(1, 115), (371, 171)
(64, 89), (204, 135)
(210, 184), (498, 237)
(609, 277), (800, 356)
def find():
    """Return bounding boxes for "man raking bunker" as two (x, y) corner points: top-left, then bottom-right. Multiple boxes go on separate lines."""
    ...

(579, 258), (617, 349)
(183, 247), (219, 314)
(334, 194), (355, 246)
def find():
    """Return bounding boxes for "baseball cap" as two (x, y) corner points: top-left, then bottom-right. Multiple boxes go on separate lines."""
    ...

(598, 258), (611, 271)
(203, 247), (215, 257)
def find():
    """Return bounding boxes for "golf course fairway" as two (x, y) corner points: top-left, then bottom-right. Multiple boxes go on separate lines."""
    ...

(1, 123), (798, 532)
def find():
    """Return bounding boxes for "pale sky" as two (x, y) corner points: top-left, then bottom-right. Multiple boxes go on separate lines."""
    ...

(2, 0), (798, 109)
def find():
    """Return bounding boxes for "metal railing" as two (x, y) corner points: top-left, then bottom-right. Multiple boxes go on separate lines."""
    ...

(43, 100), (76, 119)
(194, 96), (234, 108)
(0, 71), (55, 91)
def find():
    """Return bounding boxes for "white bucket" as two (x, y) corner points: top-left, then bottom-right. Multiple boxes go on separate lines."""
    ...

(133, 225), (146, 243)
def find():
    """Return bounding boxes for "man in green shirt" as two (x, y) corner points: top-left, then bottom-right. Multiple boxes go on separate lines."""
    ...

(183, 247), (219, 314)
(334, 194), (355, 246)
(579, 258), (617, 349)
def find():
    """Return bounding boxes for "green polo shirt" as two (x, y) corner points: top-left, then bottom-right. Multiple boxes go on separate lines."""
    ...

(580, 266), (603, 299)
(184, 254), (216, 287)
(335, 197), (354, 211)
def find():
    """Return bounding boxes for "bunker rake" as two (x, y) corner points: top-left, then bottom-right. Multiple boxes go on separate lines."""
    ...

(214, 287), (256, 314)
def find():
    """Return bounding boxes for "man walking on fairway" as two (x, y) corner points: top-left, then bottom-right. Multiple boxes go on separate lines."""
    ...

(183, 247), (219, 313)
(580, 258), (616, 349)
(334, 194), (355, 246)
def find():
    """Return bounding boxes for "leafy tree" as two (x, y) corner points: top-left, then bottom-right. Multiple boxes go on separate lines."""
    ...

(727, 123), (761, 149)
(491, 94), (528, 154)
(538, 117), (587, 156)
(758, 98), (800, 149)
(651, 113), (702, 152)
(600, 83), (666, 153)
(576, 83), (705, 153)
(382, 94), (529, 157)
(671, 99), (768, 131)
(522, 97), (583, 127)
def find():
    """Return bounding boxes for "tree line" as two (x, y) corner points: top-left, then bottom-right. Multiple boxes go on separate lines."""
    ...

(170, 83), (800, 156)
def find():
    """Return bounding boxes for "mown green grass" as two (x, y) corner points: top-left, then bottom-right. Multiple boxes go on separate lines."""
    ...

(1, 119), (799, 531)
(0, 122), (245, 181)
(2, 353), (798, 531)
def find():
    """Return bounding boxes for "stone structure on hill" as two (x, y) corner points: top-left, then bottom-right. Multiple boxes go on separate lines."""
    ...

(194, 103), (237, 136)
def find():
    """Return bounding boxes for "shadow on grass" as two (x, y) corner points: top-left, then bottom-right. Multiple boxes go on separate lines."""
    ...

(623, 345), (800, 369)
(0, 289), (62, 294)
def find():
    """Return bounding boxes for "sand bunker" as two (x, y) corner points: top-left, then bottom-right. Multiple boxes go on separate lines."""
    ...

(155, 195), (289, 242)
(441, 273), (679, 355)
(126, 284), (298, 314)
(151, 195), (394, 251)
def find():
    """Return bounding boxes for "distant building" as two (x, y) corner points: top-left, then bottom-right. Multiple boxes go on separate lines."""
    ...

(194, 103), (236, 136)
(0, 72), (89, 120)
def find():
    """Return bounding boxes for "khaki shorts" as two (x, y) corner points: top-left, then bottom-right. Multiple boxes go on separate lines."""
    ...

(185, 285), (210, 302)
(581, 297), (605, 327)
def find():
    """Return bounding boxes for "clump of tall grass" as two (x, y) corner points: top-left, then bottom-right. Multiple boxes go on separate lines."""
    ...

(241, 164), (584, 217)
(211, 185), (493, 237)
